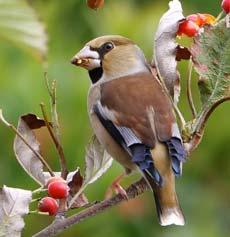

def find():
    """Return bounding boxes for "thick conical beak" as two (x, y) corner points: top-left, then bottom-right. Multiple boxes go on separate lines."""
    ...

(71, 46), (101, 70)
(71, 57), (87, 66)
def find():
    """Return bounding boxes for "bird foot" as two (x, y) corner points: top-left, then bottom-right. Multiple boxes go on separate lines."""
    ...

(105, 173), (128, 200)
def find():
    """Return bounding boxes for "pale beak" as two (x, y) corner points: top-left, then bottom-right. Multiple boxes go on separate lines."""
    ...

(71, 45), (101, 70)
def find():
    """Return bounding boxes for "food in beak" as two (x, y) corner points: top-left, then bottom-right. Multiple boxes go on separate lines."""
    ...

(71, 58), (89, 66)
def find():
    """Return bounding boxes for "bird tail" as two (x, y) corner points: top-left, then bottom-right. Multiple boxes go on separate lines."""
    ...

(143, 171), (185, 226)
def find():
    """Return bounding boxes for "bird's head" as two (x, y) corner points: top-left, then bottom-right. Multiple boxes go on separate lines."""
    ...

(71, 35), (148, 83)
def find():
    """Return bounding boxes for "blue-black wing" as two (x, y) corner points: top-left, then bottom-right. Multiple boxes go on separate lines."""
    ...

(93, 103), (162, 186)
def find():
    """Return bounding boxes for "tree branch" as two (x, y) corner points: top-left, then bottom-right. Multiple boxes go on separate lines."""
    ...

(33, 178), (149, 237)
(185, 96), (230, 153)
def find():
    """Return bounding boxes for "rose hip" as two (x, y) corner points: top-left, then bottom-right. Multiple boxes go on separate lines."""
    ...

(48, 181), (70, 199)
(177, 20), (199, 37)
(38, 197), (59, 216)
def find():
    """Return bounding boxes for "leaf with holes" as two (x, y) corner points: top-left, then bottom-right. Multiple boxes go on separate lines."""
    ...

(191, 19), (230, 106)
(14, 114), (46, 186)
(0, 0), (47, 61)
(154, 0), (185, 103)
(0, 186), (32, 237)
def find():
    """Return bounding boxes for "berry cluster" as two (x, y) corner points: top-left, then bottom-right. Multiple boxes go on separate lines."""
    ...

(177, 13), (215, 37)
(38, 177), (70, 216)
(87, 0), (104, 10)
(177, 0), (230, 38)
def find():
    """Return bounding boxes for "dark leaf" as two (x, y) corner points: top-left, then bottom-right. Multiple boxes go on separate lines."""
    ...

(14, 115), (46, 186)
(21, 114), (46, 129)
(68, 169), (83, 196)
(68, 170), (88, 208)
(176, 46), (191, 61)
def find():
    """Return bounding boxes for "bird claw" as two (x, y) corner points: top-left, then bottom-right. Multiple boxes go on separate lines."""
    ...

(105, 173), (128, 200)
(113, 183), (128, 200)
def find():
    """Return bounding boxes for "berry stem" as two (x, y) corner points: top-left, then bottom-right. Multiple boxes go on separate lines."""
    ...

(29, 210), (49, 216)
(31, 198), (42, 203)
(187, 59), (197, 118)
(32, 187), (47, 195)
(215, 11), (224, 23)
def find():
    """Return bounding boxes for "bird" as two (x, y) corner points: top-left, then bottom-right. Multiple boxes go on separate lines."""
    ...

(71, 35), (186, 226)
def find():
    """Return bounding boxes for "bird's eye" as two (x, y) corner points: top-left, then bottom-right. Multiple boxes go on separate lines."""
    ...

(104, 42), (114, 52)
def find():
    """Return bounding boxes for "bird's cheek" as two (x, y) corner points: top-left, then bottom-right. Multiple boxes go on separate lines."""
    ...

(85, 59), (101, 70)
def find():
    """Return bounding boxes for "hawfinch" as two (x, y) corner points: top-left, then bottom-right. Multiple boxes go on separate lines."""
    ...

(71, 35), (186, 226)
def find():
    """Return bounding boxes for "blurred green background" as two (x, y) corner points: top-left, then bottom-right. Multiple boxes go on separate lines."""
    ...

(0, 0), (230, 236)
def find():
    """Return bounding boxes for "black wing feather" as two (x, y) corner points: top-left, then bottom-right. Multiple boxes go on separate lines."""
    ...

(93, 103), (162, 186)
(165, 137), (186, 176)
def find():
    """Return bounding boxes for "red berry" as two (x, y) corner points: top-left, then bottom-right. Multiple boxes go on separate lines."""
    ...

(177, 20), (199, 37)
(222, 0), (230, 14)
(46, 176), (66, 187)
(187, 14), (205, 27)
(48, 181), (70, 199)
(87, 0), (104, 10)
(187, 13), (215, 27)
(38, 197), (59, 216)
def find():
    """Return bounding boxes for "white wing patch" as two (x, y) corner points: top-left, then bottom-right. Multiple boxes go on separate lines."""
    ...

(96, 101), (142, 146)
(96, 101), (118, 122)
(171, 122), (181, 138)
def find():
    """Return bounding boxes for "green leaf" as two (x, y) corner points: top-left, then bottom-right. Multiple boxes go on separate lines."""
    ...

(191, 19), (230, 106)
(0, 0), (47, 61)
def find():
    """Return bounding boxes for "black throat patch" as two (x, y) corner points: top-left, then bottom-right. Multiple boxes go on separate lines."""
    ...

(88, 67), (103, 84)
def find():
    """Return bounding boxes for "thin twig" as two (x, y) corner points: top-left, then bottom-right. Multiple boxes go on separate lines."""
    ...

(40, 103), (68, 213)
(0, 109), (54, 177)
(29, 211), (49, 216)
(33, 178), (149, 237)
(30, 198), (42, 203)
(50, 80), (61, 142)
(40, 103), (68, 179)
(215, 11), (224, 23)
(32, 187), (47, 195)
(187, 59), (197, 118)
(40, 103), (57, 143)
(44, 72), (52, 98)
(44, 76), (68, 179)
(43, 73), (68, 179)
